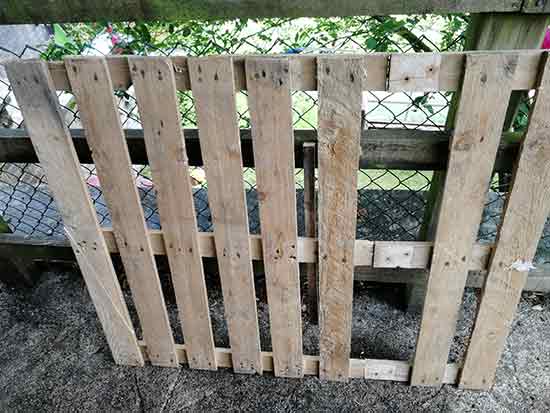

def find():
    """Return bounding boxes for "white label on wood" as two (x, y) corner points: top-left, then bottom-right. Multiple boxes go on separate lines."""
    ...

(188, 56), (262, 374)
(65, 57), (178, 367)
(317, 56), (366, 381)
(129, 56), (217, 370)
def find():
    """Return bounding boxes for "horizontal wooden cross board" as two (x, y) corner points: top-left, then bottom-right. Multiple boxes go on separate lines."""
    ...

(0, 127), (524, 172)
(44, 50), (545, 92)
(2, 51), (549, 389)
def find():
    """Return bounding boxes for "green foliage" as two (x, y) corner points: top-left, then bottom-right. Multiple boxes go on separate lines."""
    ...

(41, 23), (104, 60)
(38, 16), (469, 127)
(512, 99), (531, 132)
(40, 15), (468, 59)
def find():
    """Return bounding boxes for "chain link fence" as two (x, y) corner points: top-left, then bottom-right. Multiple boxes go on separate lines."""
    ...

(0, 17), (548, 262)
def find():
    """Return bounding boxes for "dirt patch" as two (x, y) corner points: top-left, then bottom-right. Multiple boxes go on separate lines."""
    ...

(1, 266), (549, 412)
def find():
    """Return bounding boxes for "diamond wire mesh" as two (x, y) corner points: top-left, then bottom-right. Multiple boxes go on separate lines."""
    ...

(1, 17), (547, 257)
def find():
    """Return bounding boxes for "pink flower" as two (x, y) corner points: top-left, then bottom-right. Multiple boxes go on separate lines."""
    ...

(86, 175), (101, 188)
(110, 33), (121, 46)
(542, 28), (550, 49)
(136, 175), (154, 189)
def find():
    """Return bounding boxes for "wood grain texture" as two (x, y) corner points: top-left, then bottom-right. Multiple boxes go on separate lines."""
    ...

(0, 126), (527, 173)
(460, 53), (550, 390)
(374, 241), (431, 269)
(317, 56), (365, 381)
(303, 142), (318, 323)
(388, 53), (443, 92)
(411, 53), (517, 386)
(246, 57), (303, 377)
(129, 56), (217, 370)
(44, 52), (546, 94)
(46, 54), (388, 92)
(188, 56), (262, 374)
(137, 341), (460, 383)
(4, 59), (144, 366)
(2, 230), (550, 292)
(65, 56), (178, 367)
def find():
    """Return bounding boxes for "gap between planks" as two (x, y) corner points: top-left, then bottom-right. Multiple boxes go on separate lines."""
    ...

(137, 341), (459, 384)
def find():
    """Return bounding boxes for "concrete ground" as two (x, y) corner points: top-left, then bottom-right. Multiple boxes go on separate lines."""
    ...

(0, 265), (549, 412)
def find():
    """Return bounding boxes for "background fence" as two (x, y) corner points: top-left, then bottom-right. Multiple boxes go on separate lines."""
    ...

(0, 16), (548, 263)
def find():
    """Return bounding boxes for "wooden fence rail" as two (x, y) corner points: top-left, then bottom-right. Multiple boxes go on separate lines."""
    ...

(1, 0), (548, 24)
(3, 50), (550, 389)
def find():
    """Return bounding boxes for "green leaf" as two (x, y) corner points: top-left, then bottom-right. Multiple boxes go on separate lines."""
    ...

(366, 38), (378, 50)
(53, 24), (69, 47)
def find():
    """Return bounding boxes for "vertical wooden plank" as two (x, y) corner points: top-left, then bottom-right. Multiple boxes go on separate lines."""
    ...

(411, 53), (517, 387)
(303, 142), (318, 324)
(188, 56), (262, 374)
(317, 56), (365, 381)
(245, 57), (303, 378)
(5, 59), (144, 366)
(460, 53), (550, 390)
(128, 57), (217, 370)
(65, 57), (178, 367)
(413, 15), (549, 314)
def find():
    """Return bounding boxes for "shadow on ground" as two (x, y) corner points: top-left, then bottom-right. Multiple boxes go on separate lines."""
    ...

(0, 266), (549, 412)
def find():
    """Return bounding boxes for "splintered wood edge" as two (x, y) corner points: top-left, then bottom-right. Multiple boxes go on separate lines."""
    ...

(137, 341), (459, 383)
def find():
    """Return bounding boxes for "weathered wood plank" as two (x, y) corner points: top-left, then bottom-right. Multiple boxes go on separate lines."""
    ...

(0, 1), (525, 25)
(411, 53), (517, 387)
(65, 56), (178, 367)
(246, 57), (303, 377)
(137, 341), (460, 383)
(2, 230), (550, 292)
(388, 51), (543, 92)
(373, 241), (431, 269)
(41, 52), (545, 94)
(460, 53), (550, 390)
(129, 56), (217, 370)
(188, 56), (262, 374)
(317, 56), (365, 381)
(412, 13), (550, 313)
(4, 59), (144, 366)
(389, 53), (443, 92)
(45, 54), (388, 92)
(0, 126), (524, 171)
(303, 142), (318, 323)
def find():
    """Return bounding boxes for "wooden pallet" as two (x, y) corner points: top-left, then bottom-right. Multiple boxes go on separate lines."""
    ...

(4, 50), (550, 389)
